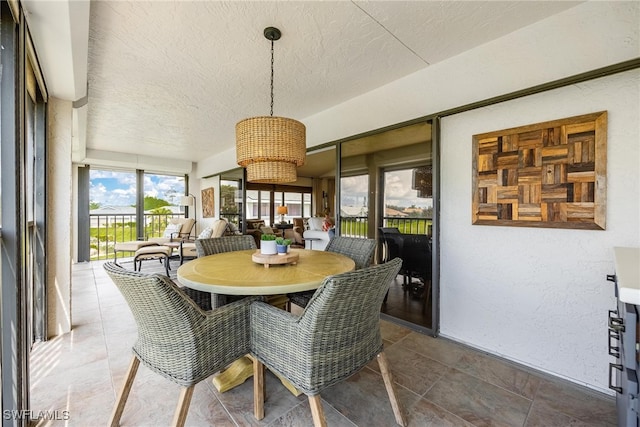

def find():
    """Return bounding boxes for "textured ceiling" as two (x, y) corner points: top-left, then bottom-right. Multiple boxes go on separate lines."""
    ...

(84, 1), (581, 163)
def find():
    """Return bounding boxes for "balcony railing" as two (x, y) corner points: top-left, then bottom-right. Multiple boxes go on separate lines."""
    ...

(89, 213), (431, 259)
(89, 213), (186, 260)
(340, 216), (432, 238)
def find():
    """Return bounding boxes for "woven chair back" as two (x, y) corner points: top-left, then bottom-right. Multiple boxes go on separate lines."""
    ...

(298, 258), (402, 391)
(103, 262), (253, 386)
(195, 235), (257, 257)
(104, 262), (203, 335)
(325, 236), (376, 270)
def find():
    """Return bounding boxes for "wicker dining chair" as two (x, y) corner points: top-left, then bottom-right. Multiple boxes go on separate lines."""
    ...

(287, 236), (377, 309)
(195, 235), (257, 308)
(103, 262), (258, 427)
(251, 258), (406, 427)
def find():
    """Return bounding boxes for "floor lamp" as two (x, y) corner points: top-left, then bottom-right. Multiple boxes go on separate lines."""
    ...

(180, 194), (197, 236)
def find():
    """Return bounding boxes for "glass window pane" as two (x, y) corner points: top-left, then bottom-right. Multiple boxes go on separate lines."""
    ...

(283, 192), (302, 221)
(89, 169), (138, 260)
(340, 174), (369, 237)
(143, 173), (185, 212)
(260, 190), (271, 224)
(220, 179), (241, 226)
(90, 170), (137, 209)
(383, 168), (433, 235)
(303, 193), (311, 217)
(246, 190), (259, 219)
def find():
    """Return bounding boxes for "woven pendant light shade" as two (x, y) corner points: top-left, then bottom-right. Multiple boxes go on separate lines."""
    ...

(236, 116), (306, 183)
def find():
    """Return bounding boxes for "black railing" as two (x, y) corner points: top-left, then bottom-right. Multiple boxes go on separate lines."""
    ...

(89, 213), (186, 260)
(339, 216), (432, 238)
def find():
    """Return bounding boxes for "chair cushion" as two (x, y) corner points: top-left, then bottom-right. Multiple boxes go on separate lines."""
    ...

(169, 217), (195, 235)
(134, 245), (172, 259)
(210, 219), (229, 237)
(115, 241), (158, 252)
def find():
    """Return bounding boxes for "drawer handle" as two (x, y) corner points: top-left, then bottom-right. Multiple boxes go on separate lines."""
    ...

(609, 310), (625, 332)
(609, 363), (623, 394)
(609, 329), (620, 358)
(607, 274), (617, 282)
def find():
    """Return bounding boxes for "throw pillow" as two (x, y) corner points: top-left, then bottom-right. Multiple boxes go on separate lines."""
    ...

(308, 217), (324, 231)
(260, 226), (275, 235)
(198, 227), (213, 239)
(162, 223), (181, 238)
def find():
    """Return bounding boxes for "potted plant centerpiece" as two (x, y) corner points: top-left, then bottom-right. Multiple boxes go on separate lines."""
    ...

(260, 234), (277, 255)
(275, 237), (292, 255)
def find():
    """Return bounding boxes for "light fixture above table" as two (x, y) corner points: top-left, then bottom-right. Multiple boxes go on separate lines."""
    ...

(236, 27), (306, 183)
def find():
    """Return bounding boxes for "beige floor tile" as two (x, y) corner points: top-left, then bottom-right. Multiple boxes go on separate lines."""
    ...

(28, 261), (616, 427)
(424, 368), (532, 427)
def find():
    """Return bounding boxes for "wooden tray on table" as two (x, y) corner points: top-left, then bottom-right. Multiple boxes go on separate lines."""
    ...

(252, 251), (299, 268)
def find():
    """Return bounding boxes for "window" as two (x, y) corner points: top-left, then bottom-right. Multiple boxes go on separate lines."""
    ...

(383, 168), (433, 235)
(87, 169), (186, 260)
(245, 184), (311, 226)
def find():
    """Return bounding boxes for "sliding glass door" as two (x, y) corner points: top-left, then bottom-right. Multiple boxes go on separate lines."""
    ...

(337, 120), (436, 333)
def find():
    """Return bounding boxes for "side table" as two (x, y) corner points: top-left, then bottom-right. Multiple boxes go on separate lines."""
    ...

(274, 223), (293, 231)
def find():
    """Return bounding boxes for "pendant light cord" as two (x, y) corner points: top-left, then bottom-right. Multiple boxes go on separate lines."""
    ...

(270, 38), (275, 117)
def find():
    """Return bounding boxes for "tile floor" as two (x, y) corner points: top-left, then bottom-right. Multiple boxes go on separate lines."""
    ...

(30, 260), (616, 426)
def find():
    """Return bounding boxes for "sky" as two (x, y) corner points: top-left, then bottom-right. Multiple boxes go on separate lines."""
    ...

(90, 170), (185, 207)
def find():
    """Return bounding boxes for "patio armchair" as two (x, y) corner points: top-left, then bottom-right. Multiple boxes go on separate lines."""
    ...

(288, 236), (377, 309)
(178, 218), (230, 264)
(113, 217), (195, 264)
(103, 262), (258, 427)
(148, 217), (195, 244)
(251, 258), (406, 427)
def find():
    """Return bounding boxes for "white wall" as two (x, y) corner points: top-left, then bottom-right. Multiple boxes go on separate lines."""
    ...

(440, 69), (639, 393)
(48, 98), (73, 336)
(197, 174), (220, 233)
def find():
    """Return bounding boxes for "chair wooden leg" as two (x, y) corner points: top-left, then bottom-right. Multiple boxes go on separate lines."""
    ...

(171, 385), (195, 427)
(308, 395), (327, 427)
(377, 352), (407, 427)
(253, 358), (265, 420)
(109, 356), (140, 427)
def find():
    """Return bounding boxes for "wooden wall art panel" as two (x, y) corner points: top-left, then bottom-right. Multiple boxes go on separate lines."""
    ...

(472, 111), (607, 230)
(201, 187), (215, 218)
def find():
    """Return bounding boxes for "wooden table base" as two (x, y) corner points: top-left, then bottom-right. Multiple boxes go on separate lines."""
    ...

(212, 294), (300, 395)
(212, 355), (302, 396)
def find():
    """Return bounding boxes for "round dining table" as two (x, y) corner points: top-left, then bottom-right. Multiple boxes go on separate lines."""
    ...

(177, 248), (355, 295)
(176, 247), (356, 395)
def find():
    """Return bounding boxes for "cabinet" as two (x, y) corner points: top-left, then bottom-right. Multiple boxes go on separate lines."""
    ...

(609, 247), (640, 427)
